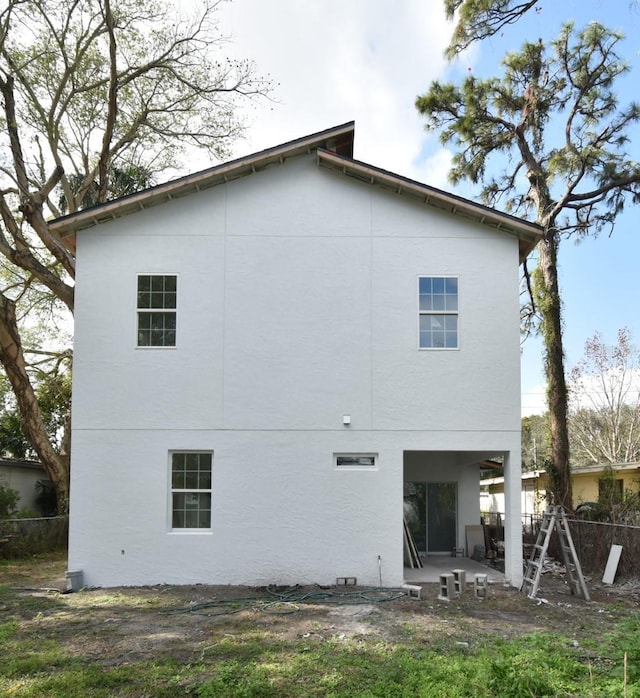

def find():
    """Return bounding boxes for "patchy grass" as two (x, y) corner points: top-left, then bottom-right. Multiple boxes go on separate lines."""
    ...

(1, 552), (640, 696)
(0, 549), (67, 587)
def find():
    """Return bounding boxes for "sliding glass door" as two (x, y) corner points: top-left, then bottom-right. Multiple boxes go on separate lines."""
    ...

(404, 481), (457, 554)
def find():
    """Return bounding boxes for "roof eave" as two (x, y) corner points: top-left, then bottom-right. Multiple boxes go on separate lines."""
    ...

(52, 122), (542, 264)
(52, 121), (356, 250)
(571, 461), (640, 475)
(316, 150), (542, 263)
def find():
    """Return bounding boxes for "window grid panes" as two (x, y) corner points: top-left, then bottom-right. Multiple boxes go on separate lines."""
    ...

(419, 277), (458, 349)
(171, 452), (212, 529)
(137, 275), (177, 347)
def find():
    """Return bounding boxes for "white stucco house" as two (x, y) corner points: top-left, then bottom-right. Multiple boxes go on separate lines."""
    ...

(52, 122), (541, 589)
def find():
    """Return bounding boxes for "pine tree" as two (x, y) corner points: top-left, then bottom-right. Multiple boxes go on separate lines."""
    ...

(417, 22), (640, 508)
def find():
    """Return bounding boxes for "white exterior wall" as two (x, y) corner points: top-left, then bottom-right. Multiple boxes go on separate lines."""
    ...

(69, 154), (523, 587)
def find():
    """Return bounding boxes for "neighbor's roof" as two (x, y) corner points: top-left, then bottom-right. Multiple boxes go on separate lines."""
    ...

(0, 458), (44, 471)
(49, 121), (542, 261)
(482, 462), (640, 486)
(571, 462), (640, 476)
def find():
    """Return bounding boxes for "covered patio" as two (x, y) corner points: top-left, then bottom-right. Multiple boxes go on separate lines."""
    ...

(403, 448), (521, 587)
(404, 555), (506, 585)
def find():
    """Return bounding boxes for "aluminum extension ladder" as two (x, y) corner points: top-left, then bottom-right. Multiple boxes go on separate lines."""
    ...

(521, 505), (590, 601)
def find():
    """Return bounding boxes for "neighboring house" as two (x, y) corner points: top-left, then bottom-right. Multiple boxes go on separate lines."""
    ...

(481, 462), (640, 517)
(51, 122), (541, 588)
(481, 470), (546, 523)
(0, 459), (47, 514)
(572, 462), (640, 505)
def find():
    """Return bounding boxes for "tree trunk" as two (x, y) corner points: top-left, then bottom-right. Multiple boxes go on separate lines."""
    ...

(537, 230), (573, 511)
(0, 293), (69, 513)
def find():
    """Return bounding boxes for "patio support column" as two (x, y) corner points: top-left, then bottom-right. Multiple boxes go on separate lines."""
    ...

(503, 447), (523, 587)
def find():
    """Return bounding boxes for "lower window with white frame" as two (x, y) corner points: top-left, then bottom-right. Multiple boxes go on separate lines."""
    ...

(335, 453), (377, 468)
(170, 452), (212, 530)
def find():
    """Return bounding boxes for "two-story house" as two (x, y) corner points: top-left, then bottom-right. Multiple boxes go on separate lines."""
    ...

(52, 122), (541, 589)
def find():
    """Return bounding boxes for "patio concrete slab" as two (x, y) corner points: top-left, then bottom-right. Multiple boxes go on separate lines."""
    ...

(404, 556), (506, 585)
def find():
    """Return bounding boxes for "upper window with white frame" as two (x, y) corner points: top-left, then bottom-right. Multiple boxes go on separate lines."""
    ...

(170, 452), (212, 530)
(419, 276), (458, 349)
(137, 274), (177, 347)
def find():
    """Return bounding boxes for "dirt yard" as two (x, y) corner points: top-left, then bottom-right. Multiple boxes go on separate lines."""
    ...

(2, 551), (639, 664)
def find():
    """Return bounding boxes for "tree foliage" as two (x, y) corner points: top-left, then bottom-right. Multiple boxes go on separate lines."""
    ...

(419, 23), (640, 225)
(0, 0), (272, 511)
(444, 0), (541, 58)
(444, 1), (640, 57)
(0, 479), (19, 518)
(569, 329), (640, 466)
(521, 413), (551, 471)
(0, 355), (71, 460)
(418, 21), (640, 509)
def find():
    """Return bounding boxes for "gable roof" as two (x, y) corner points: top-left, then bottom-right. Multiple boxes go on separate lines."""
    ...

(316, 149), (541, 263)
(49, 122), (542, 261)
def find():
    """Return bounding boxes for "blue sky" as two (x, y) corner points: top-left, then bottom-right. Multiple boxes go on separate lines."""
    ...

(187, 0), (640, 416)
(473, 1), (640, 415)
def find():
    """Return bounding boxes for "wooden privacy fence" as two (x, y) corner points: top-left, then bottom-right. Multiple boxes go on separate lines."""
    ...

(0, 516), (68, 558)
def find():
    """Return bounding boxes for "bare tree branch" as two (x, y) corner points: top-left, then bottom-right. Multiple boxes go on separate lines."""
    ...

(0, 0), (273, 507)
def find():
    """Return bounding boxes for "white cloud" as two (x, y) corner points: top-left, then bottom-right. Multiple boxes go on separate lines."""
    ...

(522, 369), (640, 419)
(417, 147), (454, 190)
(569, 369), (640, 412)
(214, 0), (454, 184)
(521, 383), (547, 418)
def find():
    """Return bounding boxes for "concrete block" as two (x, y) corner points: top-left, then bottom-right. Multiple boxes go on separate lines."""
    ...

(402, 583), (422, 600)
(474, 573), (488, 599)
(453, 569), (466, 596)
(438, 573), (455, 601)
(336, 577), (357, 586)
